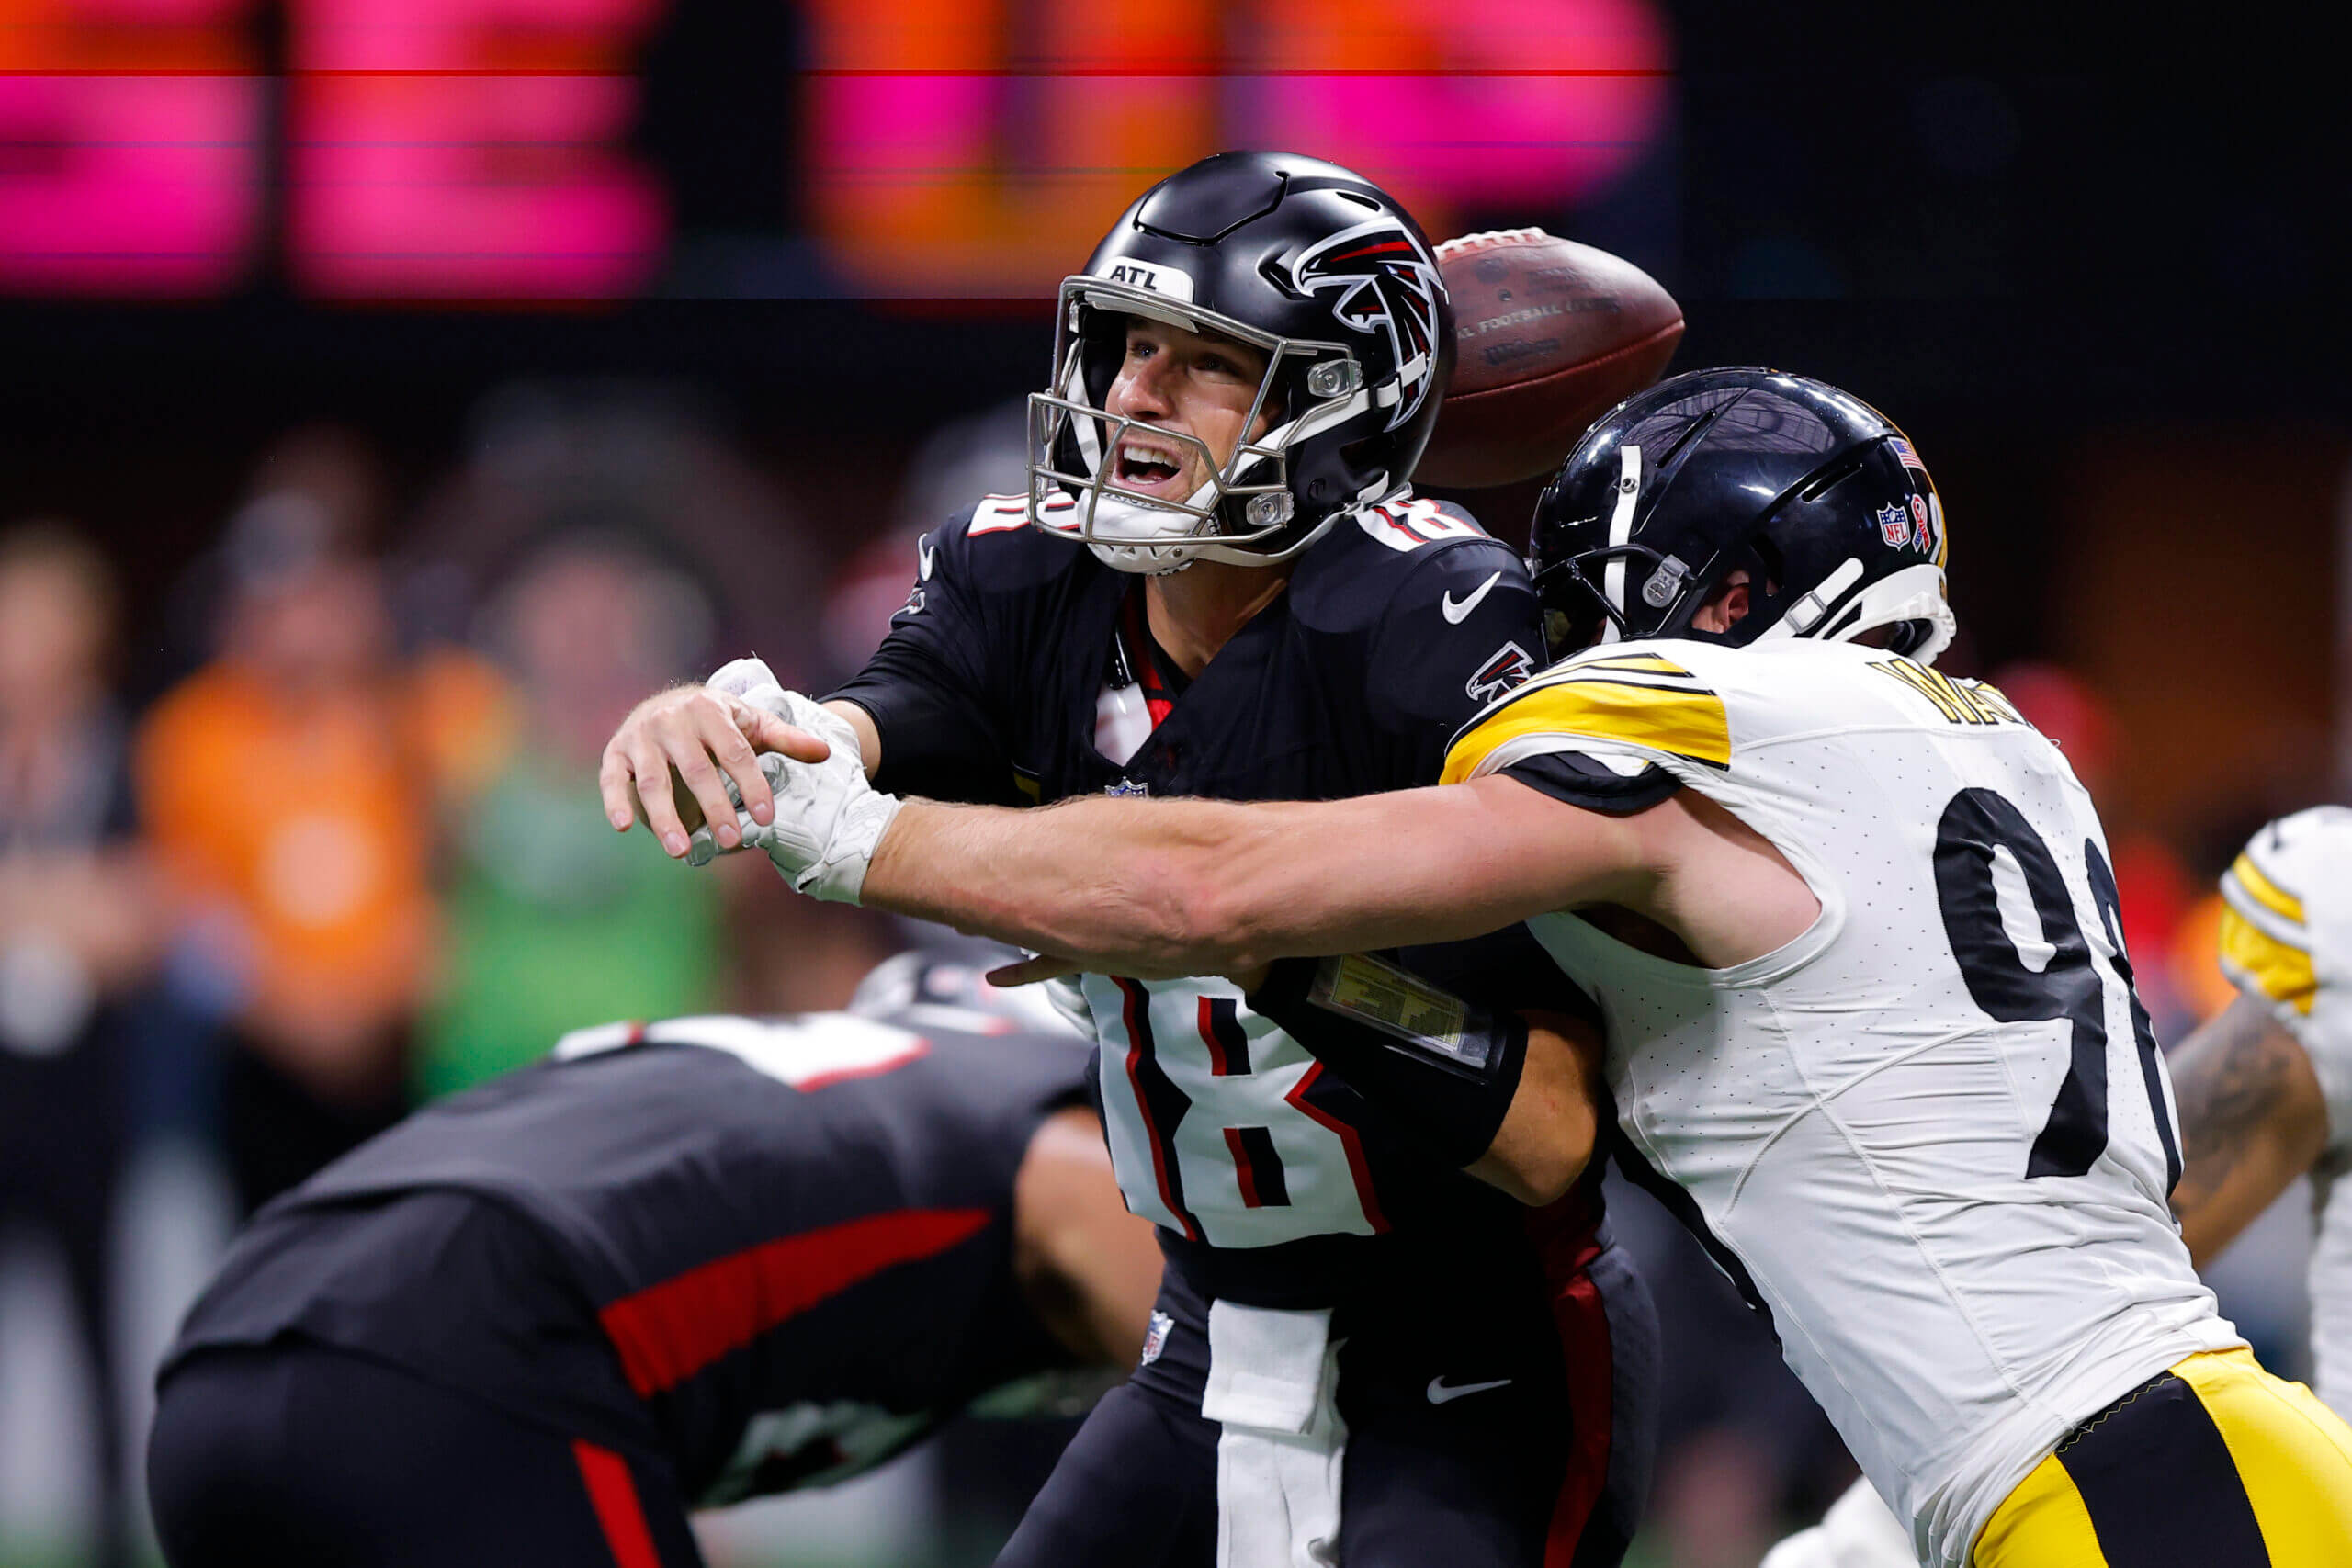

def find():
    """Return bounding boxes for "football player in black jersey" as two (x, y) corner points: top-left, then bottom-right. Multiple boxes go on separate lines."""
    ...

(603, 152), (1657, 1568)
(145, 952), (1161, 1568)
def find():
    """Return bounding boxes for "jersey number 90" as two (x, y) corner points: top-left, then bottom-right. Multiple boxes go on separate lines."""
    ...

(1934, 788), (2185, 1191)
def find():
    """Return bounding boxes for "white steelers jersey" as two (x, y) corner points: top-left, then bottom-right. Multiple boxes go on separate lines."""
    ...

(2218, 806), (2352, 1419)
(1443, 637), (2242, 1568)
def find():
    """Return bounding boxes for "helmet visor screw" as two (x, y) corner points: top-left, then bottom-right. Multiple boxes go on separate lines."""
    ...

(1245, 492), (1295, 528)
(1307, 359), (1363, 398)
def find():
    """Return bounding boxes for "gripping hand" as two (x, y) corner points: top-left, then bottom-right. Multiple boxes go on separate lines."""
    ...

(688, 685), (900, 904)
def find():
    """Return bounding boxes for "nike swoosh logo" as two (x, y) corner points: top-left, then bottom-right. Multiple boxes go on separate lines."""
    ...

(1426, 1376), (1512, 1405)
(917, 540), (937, 581)
(1441, 570), (1502, 624)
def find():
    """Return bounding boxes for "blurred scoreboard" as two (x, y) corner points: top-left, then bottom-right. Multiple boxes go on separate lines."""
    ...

(0, 0), (1668, 300)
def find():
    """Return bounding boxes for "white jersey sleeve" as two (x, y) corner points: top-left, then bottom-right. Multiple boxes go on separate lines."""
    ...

(2217, 806), (2352, 1417)
(1445, 638), (2241, 1568)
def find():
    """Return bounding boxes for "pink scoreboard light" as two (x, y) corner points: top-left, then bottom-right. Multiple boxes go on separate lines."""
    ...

(0, 0), (1669, 300)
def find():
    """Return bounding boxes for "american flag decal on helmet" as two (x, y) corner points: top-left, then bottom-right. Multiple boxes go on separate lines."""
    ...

(1291, 219), (1446, 432)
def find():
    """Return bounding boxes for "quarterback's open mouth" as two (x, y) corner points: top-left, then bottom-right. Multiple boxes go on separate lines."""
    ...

(1114, 437), (1187, 493)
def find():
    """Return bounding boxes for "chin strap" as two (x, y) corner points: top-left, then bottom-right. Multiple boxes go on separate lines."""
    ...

(1083, 479), (1223, 574)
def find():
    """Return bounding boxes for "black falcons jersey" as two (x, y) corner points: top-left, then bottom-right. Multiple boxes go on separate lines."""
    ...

(161, 1009), (1091, 1505)
(831, 494), (1590, 1303)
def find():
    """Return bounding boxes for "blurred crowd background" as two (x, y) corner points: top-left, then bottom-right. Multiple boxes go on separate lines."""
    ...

(2, 1), (2346, 1564)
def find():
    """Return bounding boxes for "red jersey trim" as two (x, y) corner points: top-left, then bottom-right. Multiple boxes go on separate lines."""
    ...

(597, 1207), (991, 1397)
(571, 1439), (664, 1568)
(1283, 1062), (1390, 1234)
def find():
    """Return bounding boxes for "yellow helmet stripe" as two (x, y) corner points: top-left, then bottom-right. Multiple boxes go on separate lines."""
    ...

(1443, 676), (1730, 785)
(2217, 906), (2318, 1015)
(2226, 852), (2306, 928)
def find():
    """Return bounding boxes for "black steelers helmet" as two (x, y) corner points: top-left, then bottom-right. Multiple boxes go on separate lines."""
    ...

(1527, 367), (1955, 661)
(1027, 151), (1453, 573)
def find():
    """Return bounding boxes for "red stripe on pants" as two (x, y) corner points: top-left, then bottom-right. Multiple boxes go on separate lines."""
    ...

(1531, 1203), (1612, 1568)
(572, 1439), (663, 1568)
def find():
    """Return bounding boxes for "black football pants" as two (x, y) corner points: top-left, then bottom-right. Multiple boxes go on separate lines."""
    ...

(149, 1341), (707, 1568)
(997, 1238), (1658, 1568)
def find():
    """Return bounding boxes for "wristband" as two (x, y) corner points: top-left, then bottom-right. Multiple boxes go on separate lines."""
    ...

(1248, 953), (1527, 1168)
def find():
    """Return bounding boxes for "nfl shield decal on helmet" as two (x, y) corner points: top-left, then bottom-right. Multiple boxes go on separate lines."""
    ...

(1291, 219), (1446, 432)
(1876, 502), (1912, 547)
(1466, 641), (1536, 705)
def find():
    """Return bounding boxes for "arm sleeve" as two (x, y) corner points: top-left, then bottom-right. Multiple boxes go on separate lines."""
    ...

(1363, 536), (1546, 782)
(1391, 919), (1600, 1021)
(826, 518), (1023, 806)
(1248, 952), (1528, 1169)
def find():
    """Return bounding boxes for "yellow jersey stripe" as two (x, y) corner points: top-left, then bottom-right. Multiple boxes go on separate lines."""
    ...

(2228, 852), (2306, 927)
(2217, 906), (2318, 1015)
(1442, 677), (1731, 784)
(1561, 652), (1697, 679)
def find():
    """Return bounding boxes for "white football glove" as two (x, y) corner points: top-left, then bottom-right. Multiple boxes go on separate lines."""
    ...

(682, 654), (794, 866)
(688, 687), (900, 905)
(704, 655), (784, 701)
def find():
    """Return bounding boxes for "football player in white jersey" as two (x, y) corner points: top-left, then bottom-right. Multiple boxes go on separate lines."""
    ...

(2172, 807), (2352, 1407)
(1766, 804), (2352, 1568)
(723, 368), (2352, 1568)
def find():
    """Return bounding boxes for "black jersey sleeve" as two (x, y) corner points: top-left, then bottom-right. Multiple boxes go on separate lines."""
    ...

(827, 513), (1023, 806)
(1393, 920), (1600, 1021)
(1363, 531), (1545, 782)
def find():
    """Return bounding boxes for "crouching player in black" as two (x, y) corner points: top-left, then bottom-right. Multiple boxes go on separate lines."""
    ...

(145, 952), (1162, 1568)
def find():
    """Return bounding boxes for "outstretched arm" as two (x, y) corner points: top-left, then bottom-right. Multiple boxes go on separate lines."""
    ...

(2168, 992), (2330, 1265)
(861, 773), (1656, 979)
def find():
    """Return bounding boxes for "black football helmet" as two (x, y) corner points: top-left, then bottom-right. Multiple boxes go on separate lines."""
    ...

(1028, 151), (1453, 573)
(1527, 367), (1955, 661)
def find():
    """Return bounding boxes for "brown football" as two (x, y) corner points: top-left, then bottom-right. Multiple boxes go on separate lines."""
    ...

(1416, 229), (1684, 490)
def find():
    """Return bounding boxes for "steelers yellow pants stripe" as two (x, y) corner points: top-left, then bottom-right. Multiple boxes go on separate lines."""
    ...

(1973, 1348), (2352, 1567)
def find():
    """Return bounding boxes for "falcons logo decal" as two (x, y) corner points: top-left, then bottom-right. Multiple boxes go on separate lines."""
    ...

(1291, 220), (1446, 432)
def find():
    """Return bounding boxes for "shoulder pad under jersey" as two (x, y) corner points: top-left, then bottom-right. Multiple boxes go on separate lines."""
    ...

(1290, 495), (1521, 630)
(917, 493), (1097, 593)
